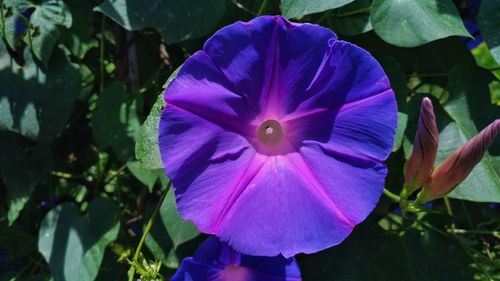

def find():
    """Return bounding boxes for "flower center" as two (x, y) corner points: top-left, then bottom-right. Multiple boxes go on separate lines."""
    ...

(257, 119), (283, 145)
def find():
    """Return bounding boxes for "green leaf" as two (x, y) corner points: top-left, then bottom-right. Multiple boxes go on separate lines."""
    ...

(0, 132), (53, 225)
(0, 4), (3, 36)
(60, 0), (96, 59)
(471, 42), (500, 81)
(329, 0), (372, 36)
(370, 0), (470, 47)
(135, 94), (164, 170)
(394, 112), (408, 152)
(135, 69), (178, 170)
(31, 0), (72, 28)
(127, 161), (166, 192)
(0, 0), (72, 66)
(91, 81), (143, 162)
(94, 0), (225, 44)
(478, 0), (500, 65)
(145, 189), (199, 268)
(38, 198), (121, 281)
(0, 40), (81, 140)
(281, 0), (353, 19)
(0, 0), (28, 49)
(442, 63), (500, 202)
(27, 0), (73, 66)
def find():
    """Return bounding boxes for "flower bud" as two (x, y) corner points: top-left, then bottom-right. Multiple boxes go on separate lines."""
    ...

(419, 119), (500, 202)
(403, 97), (439, 195)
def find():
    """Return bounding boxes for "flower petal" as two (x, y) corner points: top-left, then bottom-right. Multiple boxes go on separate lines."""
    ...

(216, 154), (353, 257)
(297, 142), (387, 224)
(159, 105), (258, 232)
(173, 237), (302, 281)
(285, 90), (397, 162)
(284, 40), (394, 120)
(202, 16), (280, 116)
(171, 258), (222, 281)
(240, 255), (301, 280)
(166, 51), (256, 136)
(264, 20), (337, 117)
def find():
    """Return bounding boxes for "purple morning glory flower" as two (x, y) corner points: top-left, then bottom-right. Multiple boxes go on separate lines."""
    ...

(172, 237), (301, 281)
(159, 16), (397, 257)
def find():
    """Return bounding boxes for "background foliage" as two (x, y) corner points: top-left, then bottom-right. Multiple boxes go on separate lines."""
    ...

(0, 0), (499, 280)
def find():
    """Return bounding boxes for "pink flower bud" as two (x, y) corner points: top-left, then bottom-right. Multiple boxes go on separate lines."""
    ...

(420, 119), (500, 201)
(404, 97), (439, 194)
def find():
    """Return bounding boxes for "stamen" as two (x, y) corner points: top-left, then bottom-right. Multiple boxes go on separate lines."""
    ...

(258, 119), (283, 145)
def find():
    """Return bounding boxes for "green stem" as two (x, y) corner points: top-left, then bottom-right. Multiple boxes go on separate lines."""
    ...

(52, 171), (77, 179)
(99, 15), (105, 94)
(399, 184), (410, 202)
(447, 228), (500, 236)
(128, 183), (170, 281)
(383, 188), (401, 202)
(257, 0), (269, 16)
(443, 197), (456, 231)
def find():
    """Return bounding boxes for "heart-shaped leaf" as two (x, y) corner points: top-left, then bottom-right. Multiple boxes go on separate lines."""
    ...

(371, 0), (471, 47)
(2, 0), (72, 66)
(135, 69), (178, 171)
(94, 0), (225, 44)
(0, 40), (81, 140)
(38, 198), (121, 281)
(28, 0), (72, 66)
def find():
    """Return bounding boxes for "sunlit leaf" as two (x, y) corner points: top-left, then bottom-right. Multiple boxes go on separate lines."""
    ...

(38, 198), (121, 281)
(0, 40), (81, 140)
(27, 0), (72, 66)
(478, 0), (500, 64)
(371, 0), (471, 47)
(135, 69), (178, 170)
(94, 0), (225, 44)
